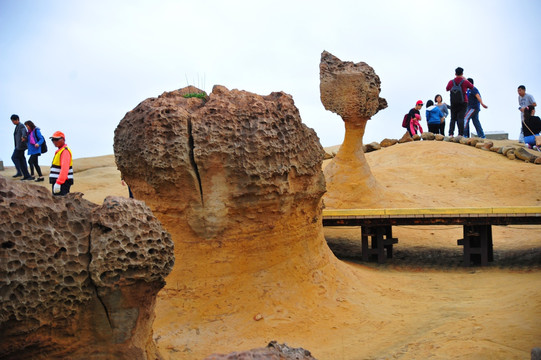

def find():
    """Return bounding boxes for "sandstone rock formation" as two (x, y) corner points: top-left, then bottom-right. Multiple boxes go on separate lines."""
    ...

(319, 51), (407, 207)
(0, 178), (174, 359)
(114, 85), (349, 358)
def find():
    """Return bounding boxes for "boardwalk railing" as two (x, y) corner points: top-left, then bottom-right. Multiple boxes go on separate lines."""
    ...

(322, 207), (541, 266)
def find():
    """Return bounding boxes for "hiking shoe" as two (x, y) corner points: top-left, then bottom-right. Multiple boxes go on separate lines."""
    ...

(21, 176), (35, 181)
(12, 173), (22, 178)
(35, 177), (45, 182)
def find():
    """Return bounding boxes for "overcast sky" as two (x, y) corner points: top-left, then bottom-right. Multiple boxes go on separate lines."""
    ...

(1, 0), (541, 166)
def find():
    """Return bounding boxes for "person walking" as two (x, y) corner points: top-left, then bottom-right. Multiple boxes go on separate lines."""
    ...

(24, 120), (46, 182)
(446, 67), (473, 137)
(10, 114), (32, 180)
(463, 78), (488, 138)
(49, 131), (73, 196)
(434, 94), (450, 135)
(518, 85), (537, 143)
(425, 100), (445, 134)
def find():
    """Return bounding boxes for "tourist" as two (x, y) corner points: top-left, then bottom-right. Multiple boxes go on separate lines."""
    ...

(434, 94), (450, 135)
(10, 114), (32, 180)
(410, 114), (424, 136)
(463, 78), (488, 138)
(24, 120), (45, 182)
(522, 105), (541, 150)
(518, 85), (537, 143)
(425, 100), (445, 134)
(405, 100), (424, 136)
(445, 67), (473, 136)
(49, 131), (73, 196)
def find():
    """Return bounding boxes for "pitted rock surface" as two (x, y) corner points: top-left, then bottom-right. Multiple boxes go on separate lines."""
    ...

(319, 51), (406, 208)
(114, 85), (344, 358)
(0, 177), (174, 359)
(115, 85), (326, 239)
(320, 50), (387, 120)
(90, 197), (174, 287)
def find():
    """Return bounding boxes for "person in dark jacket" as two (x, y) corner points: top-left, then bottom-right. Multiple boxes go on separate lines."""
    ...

(522, 105), (541, 150)
(406, 100), (424, 136)
(10, 114), (32, 180)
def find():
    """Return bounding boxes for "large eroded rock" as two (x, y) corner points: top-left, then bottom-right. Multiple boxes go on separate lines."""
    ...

(320, 51), (406, 208)
(0, 178), (174, 359)
(114, 85), (346, 357)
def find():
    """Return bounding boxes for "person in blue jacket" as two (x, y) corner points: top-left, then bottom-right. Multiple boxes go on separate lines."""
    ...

(24, 120), (45, 181)
(463, 78), (488, 138)
(425, 100), (445, 134)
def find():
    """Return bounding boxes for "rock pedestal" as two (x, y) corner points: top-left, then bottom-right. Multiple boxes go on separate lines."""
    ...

(114, 85), (348, 357)
(320, 51), (397, 208)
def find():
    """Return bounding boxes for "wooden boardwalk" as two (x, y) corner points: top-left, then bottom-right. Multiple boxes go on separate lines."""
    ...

(322, 207), (541, 266)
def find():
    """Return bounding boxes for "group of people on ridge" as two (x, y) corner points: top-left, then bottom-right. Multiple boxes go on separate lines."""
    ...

(10, 114), (73, 196)
(404, 67), (488, 138)
(404, 67), (540, 150)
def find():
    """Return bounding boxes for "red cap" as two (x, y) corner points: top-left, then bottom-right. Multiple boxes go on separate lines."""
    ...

(416, 100), (424, 106)
(50, 131), (65, 140)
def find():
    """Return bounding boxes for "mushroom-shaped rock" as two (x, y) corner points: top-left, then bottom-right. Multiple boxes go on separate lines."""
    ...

(320, 51), (406, 207)
(0, 178), (174, 359)
(114, 85), (350, 357)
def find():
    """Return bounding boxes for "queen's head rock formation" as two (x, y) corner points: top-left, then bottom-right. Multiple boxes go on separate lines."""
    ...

(320, 50), (406, 208)
(114, 85), (358, 357)
(0, 178), (174, 359)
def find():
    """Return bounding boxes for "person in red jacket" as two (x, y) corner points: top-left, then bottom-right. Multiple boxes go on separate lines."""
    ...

(410, 113), (424, 136)
(445, 67), (473, 137)
(49, 131), (73, 196)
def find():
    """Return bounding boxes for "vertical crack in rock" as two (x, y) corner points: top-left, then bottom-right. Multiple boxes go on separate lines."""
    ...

(187, 117), (204, 206)
(87, 229), (113, 330)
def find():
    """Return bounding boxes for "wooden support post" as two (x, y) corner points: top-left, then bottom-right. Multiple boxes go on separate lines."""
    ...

(361, 225), (398, 264)
(458, 224), (494, 266)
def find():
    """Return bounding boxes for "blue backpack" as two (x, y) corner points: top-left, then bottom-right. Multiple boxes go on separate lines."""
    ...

(450, 79), (465, 105)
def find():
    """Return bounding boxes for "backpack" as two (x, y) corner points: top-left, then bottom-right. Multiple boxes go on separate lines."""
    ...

(35, 128), (48, 154)
(41, 140), (48, 154)
(402, 113), (409, 128)
(450, 79), (465, 105)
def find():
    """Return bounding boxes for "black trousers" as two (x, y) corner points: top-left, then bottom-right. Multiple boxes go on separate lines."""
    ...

(449, 103), (467, 136)
(52, 182), (72, 196)
(28, 154), (43, 177)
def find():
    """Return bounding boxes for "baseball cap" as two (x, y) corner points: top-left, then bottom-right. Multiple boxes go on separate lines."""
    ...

(416, 100), (424, 106)
(50, 131), (65, 140)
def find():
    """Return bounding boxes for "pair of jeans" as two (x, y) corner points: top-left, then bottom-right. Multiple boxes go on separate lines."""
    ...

(11, 149), (30, 177)
(464, 107), (485, 138)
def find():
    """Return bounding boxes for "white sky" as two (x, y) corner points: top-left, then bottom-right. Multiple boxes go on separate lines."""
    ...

(1, 0), (541, 165)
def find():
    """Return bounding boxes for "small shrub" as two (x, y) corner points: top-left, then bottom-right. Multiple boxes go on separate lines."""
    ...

(183, 92), (207, 99)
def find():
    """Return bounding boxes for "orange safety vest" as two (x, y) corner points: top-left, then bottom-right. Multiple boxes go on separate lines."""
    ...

(49, 146), (73, 184)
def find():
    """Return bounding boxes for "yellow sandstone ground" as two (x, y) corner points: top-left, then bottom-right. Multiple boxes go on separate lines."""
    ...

(4, 140), (540, 359)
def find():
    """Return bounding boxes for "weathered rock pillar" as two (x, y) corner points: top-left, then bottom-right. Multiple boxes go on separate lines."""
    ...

(114, 85), (349, 357)
(320, 51), (389, 208)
